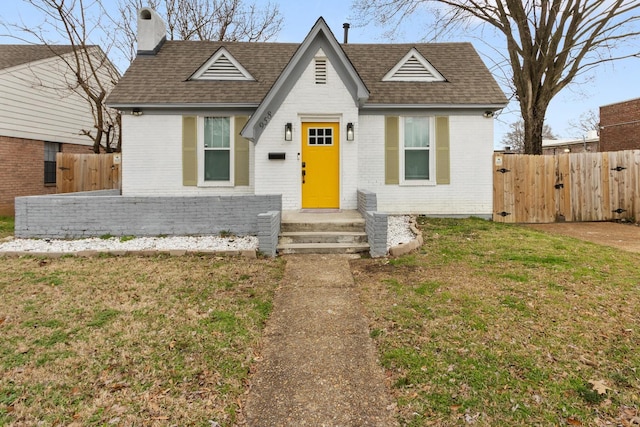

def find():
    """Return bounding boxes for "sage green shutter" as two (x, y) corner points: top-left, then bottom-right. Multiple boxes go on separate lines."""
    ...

(435, 116), (450, 185)
(182, 116), (197, 186)
(385, 116), (399, 185)
(234, 116), (250, 186)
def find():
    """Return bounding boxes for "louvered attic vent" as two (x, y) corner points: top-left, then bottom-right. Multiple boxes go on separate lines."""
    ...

(383, 48), (445, 82)
(315, 58), (327, 84)
(190, 47), (254, 81)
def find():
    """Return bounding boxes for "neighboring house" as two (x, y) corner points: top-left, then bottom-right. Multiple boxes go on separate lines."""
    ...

(106, 9), (507, 216)
(0, 44), (117, 216)
(542, 131), (599, 155)
(600, 98), (640, 152)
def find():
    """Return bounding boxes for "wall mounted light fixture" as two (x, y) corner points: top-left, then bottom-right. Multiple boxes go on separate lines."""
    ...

(346, 122), (354, 141)
(284, 123), (292, 141)
(131, 108), (143, 116)
(483, 110), (494, 118)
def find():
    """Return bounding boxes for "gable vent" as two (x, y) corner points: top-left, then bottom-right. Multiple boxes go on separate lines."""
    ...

(383, 48), (445, 82)
(395, 56), (435, 79)
(202, 54), (245, 79)
(315, 58), (327, 84)
(190, 47), (254, 81)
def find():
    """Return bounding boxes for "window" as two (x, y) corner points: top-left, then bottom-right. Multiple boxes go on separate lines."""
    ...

(308, 127), (333, 145)
(44, 142), (60, 185)
(203, 117), (231, 182)
(402, 117), (433, 183)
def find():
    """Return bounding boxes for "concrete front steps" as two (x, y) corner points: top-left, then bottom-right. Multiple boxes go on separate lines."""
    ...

(277, 210), (370, 255)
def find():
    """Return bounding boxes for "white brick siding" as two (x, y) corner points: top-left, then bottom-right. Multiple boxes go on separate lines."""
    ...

(254, 49), (359, 210)
(122, 114), (254, 196)
(358, 114), (494, 216)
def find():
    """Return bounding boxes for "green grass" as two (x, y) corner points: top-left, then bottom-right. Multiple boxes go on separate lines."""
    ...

(0, 216), (14, 239)
(352, 218), (640, 426)
(86, 308), (120, 328)
(0, 255), (284, 426)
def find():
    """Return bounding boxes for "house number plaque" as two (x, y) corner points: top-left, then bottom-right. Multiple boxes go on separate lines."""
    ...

(258, 111), (273, 128)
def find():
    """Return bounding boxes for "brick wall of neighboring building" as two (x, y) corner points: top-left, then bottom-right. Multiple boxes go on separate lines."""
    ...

(0, 135), (92, 216)
(600, 98), (640, 152)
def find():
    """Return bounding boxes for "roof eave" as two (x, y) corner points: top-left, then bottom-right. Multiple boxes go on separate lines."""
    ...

(360, 103), (508, 110)
(107, 102), (260, 110)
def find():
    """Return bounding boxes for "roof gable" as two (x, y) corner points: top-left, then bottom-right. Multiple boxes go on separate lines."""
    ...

(189, 47), (254, 81)
(383, 48), (445, 82)
(241, 17), (369, 141)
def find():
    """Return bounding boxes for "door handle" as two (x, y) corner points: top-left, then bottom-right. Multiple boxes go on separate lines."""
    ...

(302, 162), (306, 167)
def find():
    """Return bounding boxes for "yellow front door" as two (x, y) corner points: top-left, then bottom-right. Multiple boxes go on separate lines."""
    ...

(301, 122), (340, 209)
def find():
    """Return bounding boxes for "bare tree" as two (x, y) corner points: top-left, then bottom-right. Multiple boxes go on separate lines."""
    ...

(352, 0), (640, 154)
(568, 109), (600, 137)
(3, 0), (121, 153)
(502, 120), (555, 153)
(115, 0), (283, 62)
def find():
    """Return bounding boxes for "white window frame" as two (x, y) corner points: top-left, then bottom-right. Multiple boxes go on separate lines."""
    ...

(197, 116), (234, 187)
(400, 116), (436, 186)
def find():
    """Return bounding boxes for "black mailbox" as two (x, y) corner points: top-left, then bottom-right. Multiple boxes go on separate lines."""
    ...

(268, 152), (286, 160)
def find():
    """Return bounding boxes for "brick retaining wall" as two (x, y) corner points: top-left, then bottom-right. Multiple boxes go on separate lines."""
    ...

(15, 192), (282, 239)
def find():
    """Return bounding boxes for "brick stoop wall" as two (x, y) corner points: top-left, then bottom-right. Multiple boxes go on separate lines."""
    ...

(600, 98), (640, 152)
(0, 135), (92, 216)
(357, 189), (388, 258)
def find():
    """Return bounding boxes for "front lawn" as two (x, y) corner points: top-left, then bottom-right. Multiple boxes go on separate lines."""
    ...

(0, 254), (284, 426)
(352, 218), (640, 426)
(0, 216), (13, 239)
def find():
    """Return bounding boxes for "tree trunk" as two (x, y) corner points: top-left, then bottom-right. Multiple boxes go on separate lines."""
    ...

(92, 128), (104, 153)
(522, 112), (545, 154)
(519, 91), (550, 155)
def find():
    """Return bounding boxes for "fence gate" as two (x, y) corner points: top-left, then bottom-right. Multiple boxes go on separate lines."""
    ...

(56, 153), (121, 194)
(493, 150), (640, 223)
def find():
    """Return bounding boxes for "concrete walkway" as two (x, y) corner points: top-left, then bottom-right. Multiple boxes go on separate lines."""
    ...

(244, 254), (398, 426)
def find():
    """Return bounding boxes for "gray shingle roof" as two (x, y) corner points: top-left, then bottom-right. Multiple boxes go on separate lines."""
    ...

(107, 40), (507, 107)
(0, 45), (78, 70)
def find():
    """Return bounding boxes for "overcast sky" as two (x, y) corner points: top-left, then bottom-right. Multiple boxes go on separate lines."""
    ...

(2, 0), (639, 146)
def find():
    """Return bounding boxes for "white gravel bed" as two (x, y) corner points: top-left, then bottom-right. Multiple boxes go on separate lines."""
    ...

(0, 235), (258, 253)
(0, 215), (416, 253)
(387, 215), (417, 247)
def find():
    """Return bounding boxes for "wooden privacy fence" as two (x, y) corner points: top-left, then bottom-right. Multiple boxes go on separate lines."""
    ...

(493, 150), (640, 223)
(56, 153), (121, 194)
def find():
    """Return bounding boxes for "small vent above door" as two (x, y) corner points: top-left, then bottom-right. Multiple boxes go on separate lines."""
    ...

(383, 48), (445, 82)
(315, 58), (327, 84)
(190, 47), (255, 81)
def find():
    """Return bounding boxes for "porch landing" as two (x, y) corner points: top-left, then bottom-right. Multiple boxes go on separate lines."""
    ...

(278, 210), (370, 254)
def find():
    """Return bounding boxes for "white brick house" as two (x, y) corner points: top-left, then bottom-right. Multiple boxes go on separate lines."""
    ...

(107, 9), (507, 216)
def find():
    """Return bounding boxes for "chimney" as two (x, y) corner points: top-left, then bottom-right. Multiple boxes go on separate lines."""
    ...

(343, 23), (350, 44)
(137, 8), (167, 55)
